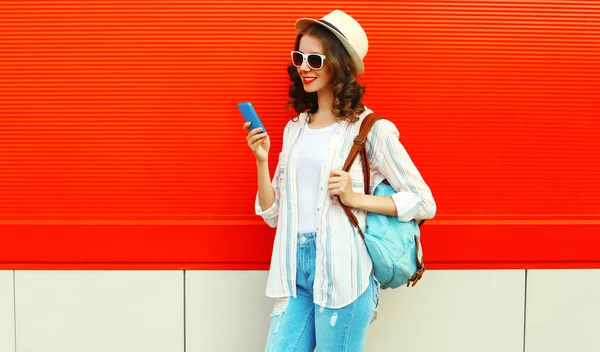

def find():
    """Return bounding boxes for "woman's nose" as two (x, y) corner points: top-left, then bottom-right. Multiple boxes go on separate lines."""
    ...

(300, 59), (311, 71)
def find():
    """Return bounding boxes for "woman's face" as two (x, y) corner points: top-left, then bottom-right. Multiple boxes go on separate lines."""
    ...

(297, 35), (332, 94)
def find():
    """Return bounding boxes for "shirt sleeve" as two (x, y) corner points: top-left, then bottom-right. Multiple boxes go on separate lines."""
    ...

(370, 119), (437, 222)
(254, 121), (290, 228)
(254, 160), (282, 228)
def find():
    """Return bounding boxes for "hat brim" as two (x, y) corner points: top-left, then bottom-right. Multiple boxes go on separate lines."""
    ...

(295, 18), (365, 76)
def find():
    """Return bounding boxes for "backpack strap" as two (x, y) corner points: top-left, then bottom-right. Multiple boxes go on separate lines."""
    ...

(342, 113), (384, 195)
(339, 113), (383, 239)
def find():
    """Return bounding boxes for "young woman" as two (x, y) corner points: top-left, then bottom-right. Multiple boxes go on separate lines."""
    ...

(243, 10), (436, 352)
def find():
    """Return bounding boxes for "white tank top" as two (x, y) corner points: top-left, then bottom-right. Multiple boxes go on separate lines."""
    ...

(295, 121), (339, 234)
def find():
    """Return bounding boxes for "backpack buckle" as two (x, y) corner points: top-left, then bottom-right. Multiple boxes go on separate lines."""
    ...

(354, 136), (366, 145)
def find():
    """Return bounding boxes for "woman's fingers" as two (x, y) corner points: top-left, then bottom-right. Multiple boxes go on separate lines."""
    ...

(245, 127), (265, 141)
(242, 121), (262, 134)
(249, 127), (263, 135)
(248, 132), (267, 147)
(329, 187), (340, 196)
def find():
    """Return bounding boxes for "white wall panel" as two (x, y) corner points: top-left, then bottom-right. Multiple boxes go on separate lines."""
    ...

(15, 271), (184, 352)
(525, 269), (600, 352)
(367, 270), (526, 352)
(185, 271), (272, 352)
(0, 271), (15, 352)
(186, 270), (525, 352)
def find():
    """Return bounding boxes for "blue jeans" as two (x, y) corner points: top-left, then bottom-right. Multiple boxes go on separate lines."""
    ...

(265, 232), (379, 352)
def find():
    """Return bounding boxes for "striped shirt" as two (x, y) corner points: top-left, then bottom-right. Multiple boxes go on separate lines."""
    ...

(255, 107), (436, 308)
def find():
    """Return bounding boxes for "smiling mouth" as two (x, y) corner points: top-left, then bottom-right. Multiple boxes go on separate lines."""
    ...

(303, 77), (316, 84)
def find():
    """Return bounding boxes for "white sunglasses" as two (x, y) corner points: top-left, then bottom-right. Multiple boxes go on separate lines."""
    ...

(290, 51), (327, 70)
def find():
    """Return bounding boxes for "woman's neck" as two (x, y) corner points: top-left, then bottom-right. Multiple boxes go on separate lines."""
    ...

(311, 86), (336, 126)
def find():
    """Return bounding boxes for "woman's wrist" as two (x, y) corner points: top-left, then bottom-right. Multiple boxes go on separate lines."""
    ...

(347, 192), (363, 209)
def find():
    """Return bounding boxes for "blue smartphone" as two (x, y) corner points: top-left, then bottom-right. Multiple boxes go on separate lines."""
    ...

(238, 102), (267, 134)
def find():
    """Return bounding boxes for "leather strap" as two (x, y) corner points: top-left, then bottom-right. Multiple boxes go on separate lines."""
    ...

(341, 113), (384, 196)
(339, 113), (383, 239)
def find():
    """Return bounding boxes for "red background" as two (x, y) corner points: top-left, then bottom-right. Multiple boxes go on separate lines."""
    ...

(1, 1), (599, 269)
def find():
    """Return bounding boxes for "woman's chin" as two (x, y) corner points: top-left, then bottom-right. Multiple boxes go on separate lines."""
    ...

(303, 85), (318, 93)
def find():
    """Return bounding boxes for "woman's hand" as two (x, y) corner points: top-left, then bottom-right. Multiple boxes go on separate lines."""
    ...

(243, 121), (270, 163)
(328, 170), (357, 207)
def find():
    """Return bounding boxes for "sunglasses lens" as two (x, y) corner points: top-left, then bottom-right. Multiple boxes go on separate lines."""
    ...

(307, 54), (323, 69)
(292, 52), (303, 67)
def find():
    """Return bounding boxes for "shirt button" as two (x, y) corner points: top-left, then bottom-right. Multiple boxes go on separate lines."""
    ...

(320, 187), (323, 190)
(317, 207), (320, 211)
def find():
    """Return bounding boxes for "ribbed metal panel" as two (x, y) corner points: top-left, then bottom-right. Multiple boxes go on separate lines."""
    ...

(0, 1), (599, 267)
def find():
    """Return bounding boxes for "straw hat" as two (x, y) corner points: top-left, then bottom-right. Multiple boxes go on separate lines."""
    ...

(295, 10), (368, 76)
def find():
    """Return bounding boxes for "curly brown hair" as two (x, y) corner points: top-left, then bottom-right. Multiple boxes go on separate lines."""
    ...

(286, 23), (366, 123)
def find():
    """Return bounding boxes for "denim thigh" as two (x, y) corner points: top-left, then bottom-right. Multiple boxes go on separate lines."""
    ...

(314, 274), (378, 352)
(264, 233), (317, 352)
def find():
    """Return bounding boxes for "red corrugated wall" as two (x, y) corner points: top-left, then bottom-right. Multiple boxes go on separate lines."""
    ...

(1, 1), (599, 269)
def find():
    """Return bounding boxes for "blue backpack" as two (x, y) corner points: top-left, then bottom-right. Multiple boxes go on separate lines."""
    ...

(340, 113), (425, 289)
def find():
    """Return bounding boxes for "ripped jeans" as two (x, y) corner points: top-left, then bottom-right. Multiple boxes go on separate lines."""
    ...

(265, 232), (379, 352)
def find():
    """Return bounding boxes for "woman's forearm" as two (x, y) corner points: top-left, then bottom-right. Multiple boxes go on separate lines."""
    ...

(257, 160), (276, 211)
(349, 193), (397, 217)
